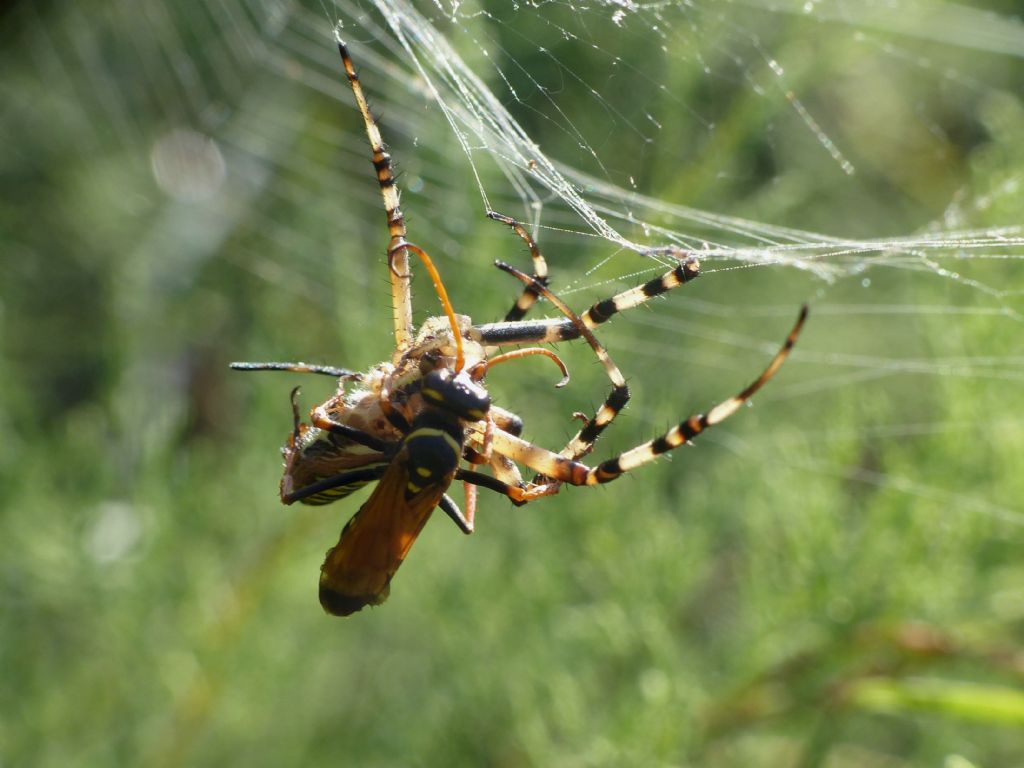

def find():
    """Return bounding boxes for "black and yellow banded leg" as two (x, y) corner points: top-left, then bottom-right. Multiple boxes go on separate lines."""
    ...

(578, 257), (699, 328)
(481, 405), (527, 488)
(335, 29), (413, 356)
(471, 257), (702, 464)
(586, 305), (808, 482)
(494, 261), (630, 463)
(469, 308), (806, 493)
(469, 258), (701, 352)
(478, 427), (589, 489)
(488, 405), (524, 438)
(486, 211), (550, 321)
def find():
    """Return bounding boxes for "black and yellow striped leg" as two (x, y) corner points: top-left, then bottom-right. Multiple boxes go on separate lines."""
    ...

(585, 305), (808, 482)
(464, 424), (527, 491)
(473, 307), (806, 491)
(335, 30), (413, 356)
(494, 261), (630, 463)
(471, 257), (703, 464)
(487, 211), (551, 321)
(483, 428), (587, 488)
(489, 405), (524, 438)
(576, 257), (700, 329)
(482, 405), (527, 488)
(469, 258), (701, 351)
(470, 316), (580, 346)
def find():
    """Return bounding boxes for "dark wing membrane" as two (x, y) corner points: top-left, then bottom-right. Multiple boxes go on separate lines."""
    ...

(318, 458), (449, 616)
(281, 426), (387, 505)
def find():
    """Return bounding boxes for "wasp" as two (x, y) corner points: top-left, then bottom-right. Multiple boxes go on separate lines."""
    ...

(231, 29), (807, 616)
(291, 366), (489, 615)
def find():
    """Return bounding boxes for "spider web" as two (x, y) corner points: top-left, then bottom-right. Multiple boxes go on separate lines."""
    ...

(9, 0), (1024, 524)
(286, 0), (1024, 525)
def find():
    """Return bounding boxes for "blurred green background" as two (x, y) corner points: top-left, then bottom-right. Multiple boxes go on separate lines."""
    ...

(3, 1), (1024, 766)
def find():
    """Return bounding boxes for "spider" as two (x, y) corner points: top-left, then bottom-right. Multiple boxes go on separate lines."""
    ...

(231, 29), (807, 616)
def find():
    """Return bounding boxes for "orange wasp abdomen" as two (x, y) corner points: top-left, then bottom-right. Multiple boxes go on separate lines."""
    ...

(318, 408), (466, 616)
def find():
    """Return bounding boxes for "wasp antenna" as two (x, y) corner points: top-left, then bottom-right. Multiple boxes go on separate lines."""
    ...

(229, 361), (354, 378)
(393, 242), (464, 372)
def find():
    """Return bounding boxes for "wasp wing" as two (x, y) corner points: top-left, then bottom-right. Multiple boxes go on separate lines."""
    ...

(318, 457), (450, 616)
(281, 423), (387, 506)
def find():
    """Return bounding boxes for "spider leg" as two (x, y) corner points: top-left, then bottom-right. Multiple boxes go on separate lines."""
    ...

(475, 405), (528, 489)
(335, 31), (413, 357)
(577, 256), (699, 327)
(388, 241), (465, 371)
(487, 211), (550, 321)
(476, 427), (588, 488)
(463, 438), (524, 491)
(462, 482), (478, 530)
(470, 317), (580, 346)
(489, 405), (524, 437)
(474, 257), (701, 463)
(473, 307), (806, 491)
(469, 258), (700, 348)
(587, 305), (808, 481)
(494, 261), (629, 463)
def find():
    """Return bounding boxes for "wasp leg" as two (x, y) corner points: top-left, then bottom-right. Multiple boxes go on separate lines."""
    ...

(310, 409), (396, 453)
(439, 493), (473, 535)
(284, 465), (389, 505)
